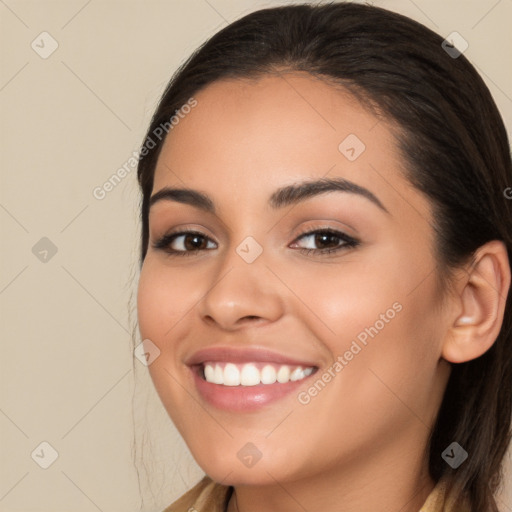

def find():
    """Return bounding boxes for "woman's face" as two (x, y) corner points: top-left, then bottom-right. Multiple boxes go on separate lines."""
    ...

(137, 73), (452, 486)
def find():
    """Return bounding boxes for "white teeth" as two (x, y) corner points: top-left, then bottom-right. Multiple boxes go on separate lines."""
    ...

(303, 367), (314, 377)
(240, 363), (260, 386)
(204, 364), (215, 383)
(260, 365), (277, 384)
(213, 364), (224, 384)
(290, 367), (305, 381)
(203, 362), (315, 386)
(223, 363), (240, 386)
(276, 365), (290, 383)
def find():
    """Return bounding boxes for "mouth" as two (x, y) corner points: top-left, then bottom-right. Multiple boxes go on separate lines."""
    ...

(200, 361), (315, 386)
(187, 348), (319, 411)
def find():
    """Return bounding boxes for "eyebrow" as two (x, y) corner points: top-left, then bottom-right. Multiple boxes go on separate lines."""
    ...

(149, 177), (388, 214)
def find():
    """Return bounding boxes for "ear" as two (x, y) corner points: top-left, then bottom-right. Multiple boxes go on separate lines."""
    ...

(442, 240), (511, 363)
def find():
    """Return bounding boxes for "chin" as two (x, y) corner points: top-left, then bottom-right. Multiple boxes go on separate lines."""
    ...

(191, 442), (310, 487)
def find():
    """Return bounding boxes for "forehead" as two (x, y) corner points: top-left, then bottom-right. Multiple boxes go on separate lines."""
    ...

(156, 73), (389, 167)
(152, 72), (426, 220)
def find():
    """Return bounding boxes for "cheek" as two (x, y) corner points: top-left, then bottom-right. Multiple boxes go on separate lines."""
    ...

(137, 264), (169, 345)
(136, 258), (211, 396)
(136, 260), (196, 425)
(305, 240), (437, 342)
(137, 257), (203, 342)
(293, 250), (442, 399)
(287, 290), (442, 465)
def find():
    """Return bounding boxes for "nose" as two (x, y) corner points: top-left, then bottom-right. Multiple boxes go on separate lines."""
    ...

(197, 247), (285, 331)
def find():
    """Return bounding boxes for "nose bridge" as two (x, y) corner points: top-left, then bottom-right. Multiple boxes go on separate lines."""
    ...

(198, 234), (283, 329)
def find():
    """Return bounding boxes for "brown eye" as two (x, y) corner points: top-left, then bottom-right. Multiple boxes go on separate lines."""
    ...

(153, 231), (217, 255)
(291, 229), (359, 255)
(180, 234), (209, 251)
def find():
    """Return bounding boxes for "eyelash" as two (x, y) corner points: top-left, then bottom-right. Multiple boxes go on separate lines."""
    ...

(152, 227), (359, 257)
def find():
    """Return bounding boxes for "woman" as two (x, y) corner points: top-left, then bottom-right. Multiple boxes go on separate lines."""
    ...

(135, 3), (512, 511)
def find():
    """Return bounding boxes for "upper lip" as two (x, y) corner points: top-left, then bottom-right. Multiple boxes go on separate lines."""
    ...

(186, 347), (318, 367)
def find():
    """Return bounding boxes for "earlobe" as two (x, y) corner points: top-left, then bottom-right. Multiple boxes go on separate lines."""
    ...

(454, 315), (473, 326)
(442, 240), (511, 364)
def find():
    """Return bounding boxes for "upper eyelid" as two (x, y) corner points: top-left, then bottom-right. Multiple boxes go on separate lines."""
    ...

(152, 218), (357, 238)
(159, 226), (352, 239)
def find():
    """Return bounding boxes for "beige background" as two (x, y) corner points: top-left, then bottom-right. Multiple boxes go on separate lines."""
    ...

(0, 0), (511, 511)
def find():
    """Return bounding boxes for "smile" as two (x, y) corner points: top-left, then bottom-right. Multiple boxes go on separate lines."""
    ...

(203, 362), (315, 386)
(187, 347), (319, 411)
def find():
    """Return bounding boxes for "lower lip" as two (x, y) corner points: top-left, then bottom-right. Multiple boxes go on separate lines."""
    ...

(191, 366), (315, 412)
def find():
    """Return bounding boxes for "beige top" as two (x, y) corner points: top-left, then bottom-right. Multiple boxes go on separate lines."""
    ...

(163, 476), (471, 512)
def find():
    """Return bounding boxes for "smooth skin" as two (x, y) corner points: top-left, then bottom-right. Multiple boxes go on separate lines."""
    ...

(137, 72), (510, 512)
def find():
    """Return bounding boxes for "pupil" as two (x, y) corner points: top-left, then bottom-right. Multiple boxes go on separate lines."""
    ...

(315, 233), (337, 249)
(185, 235), (204, 250)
